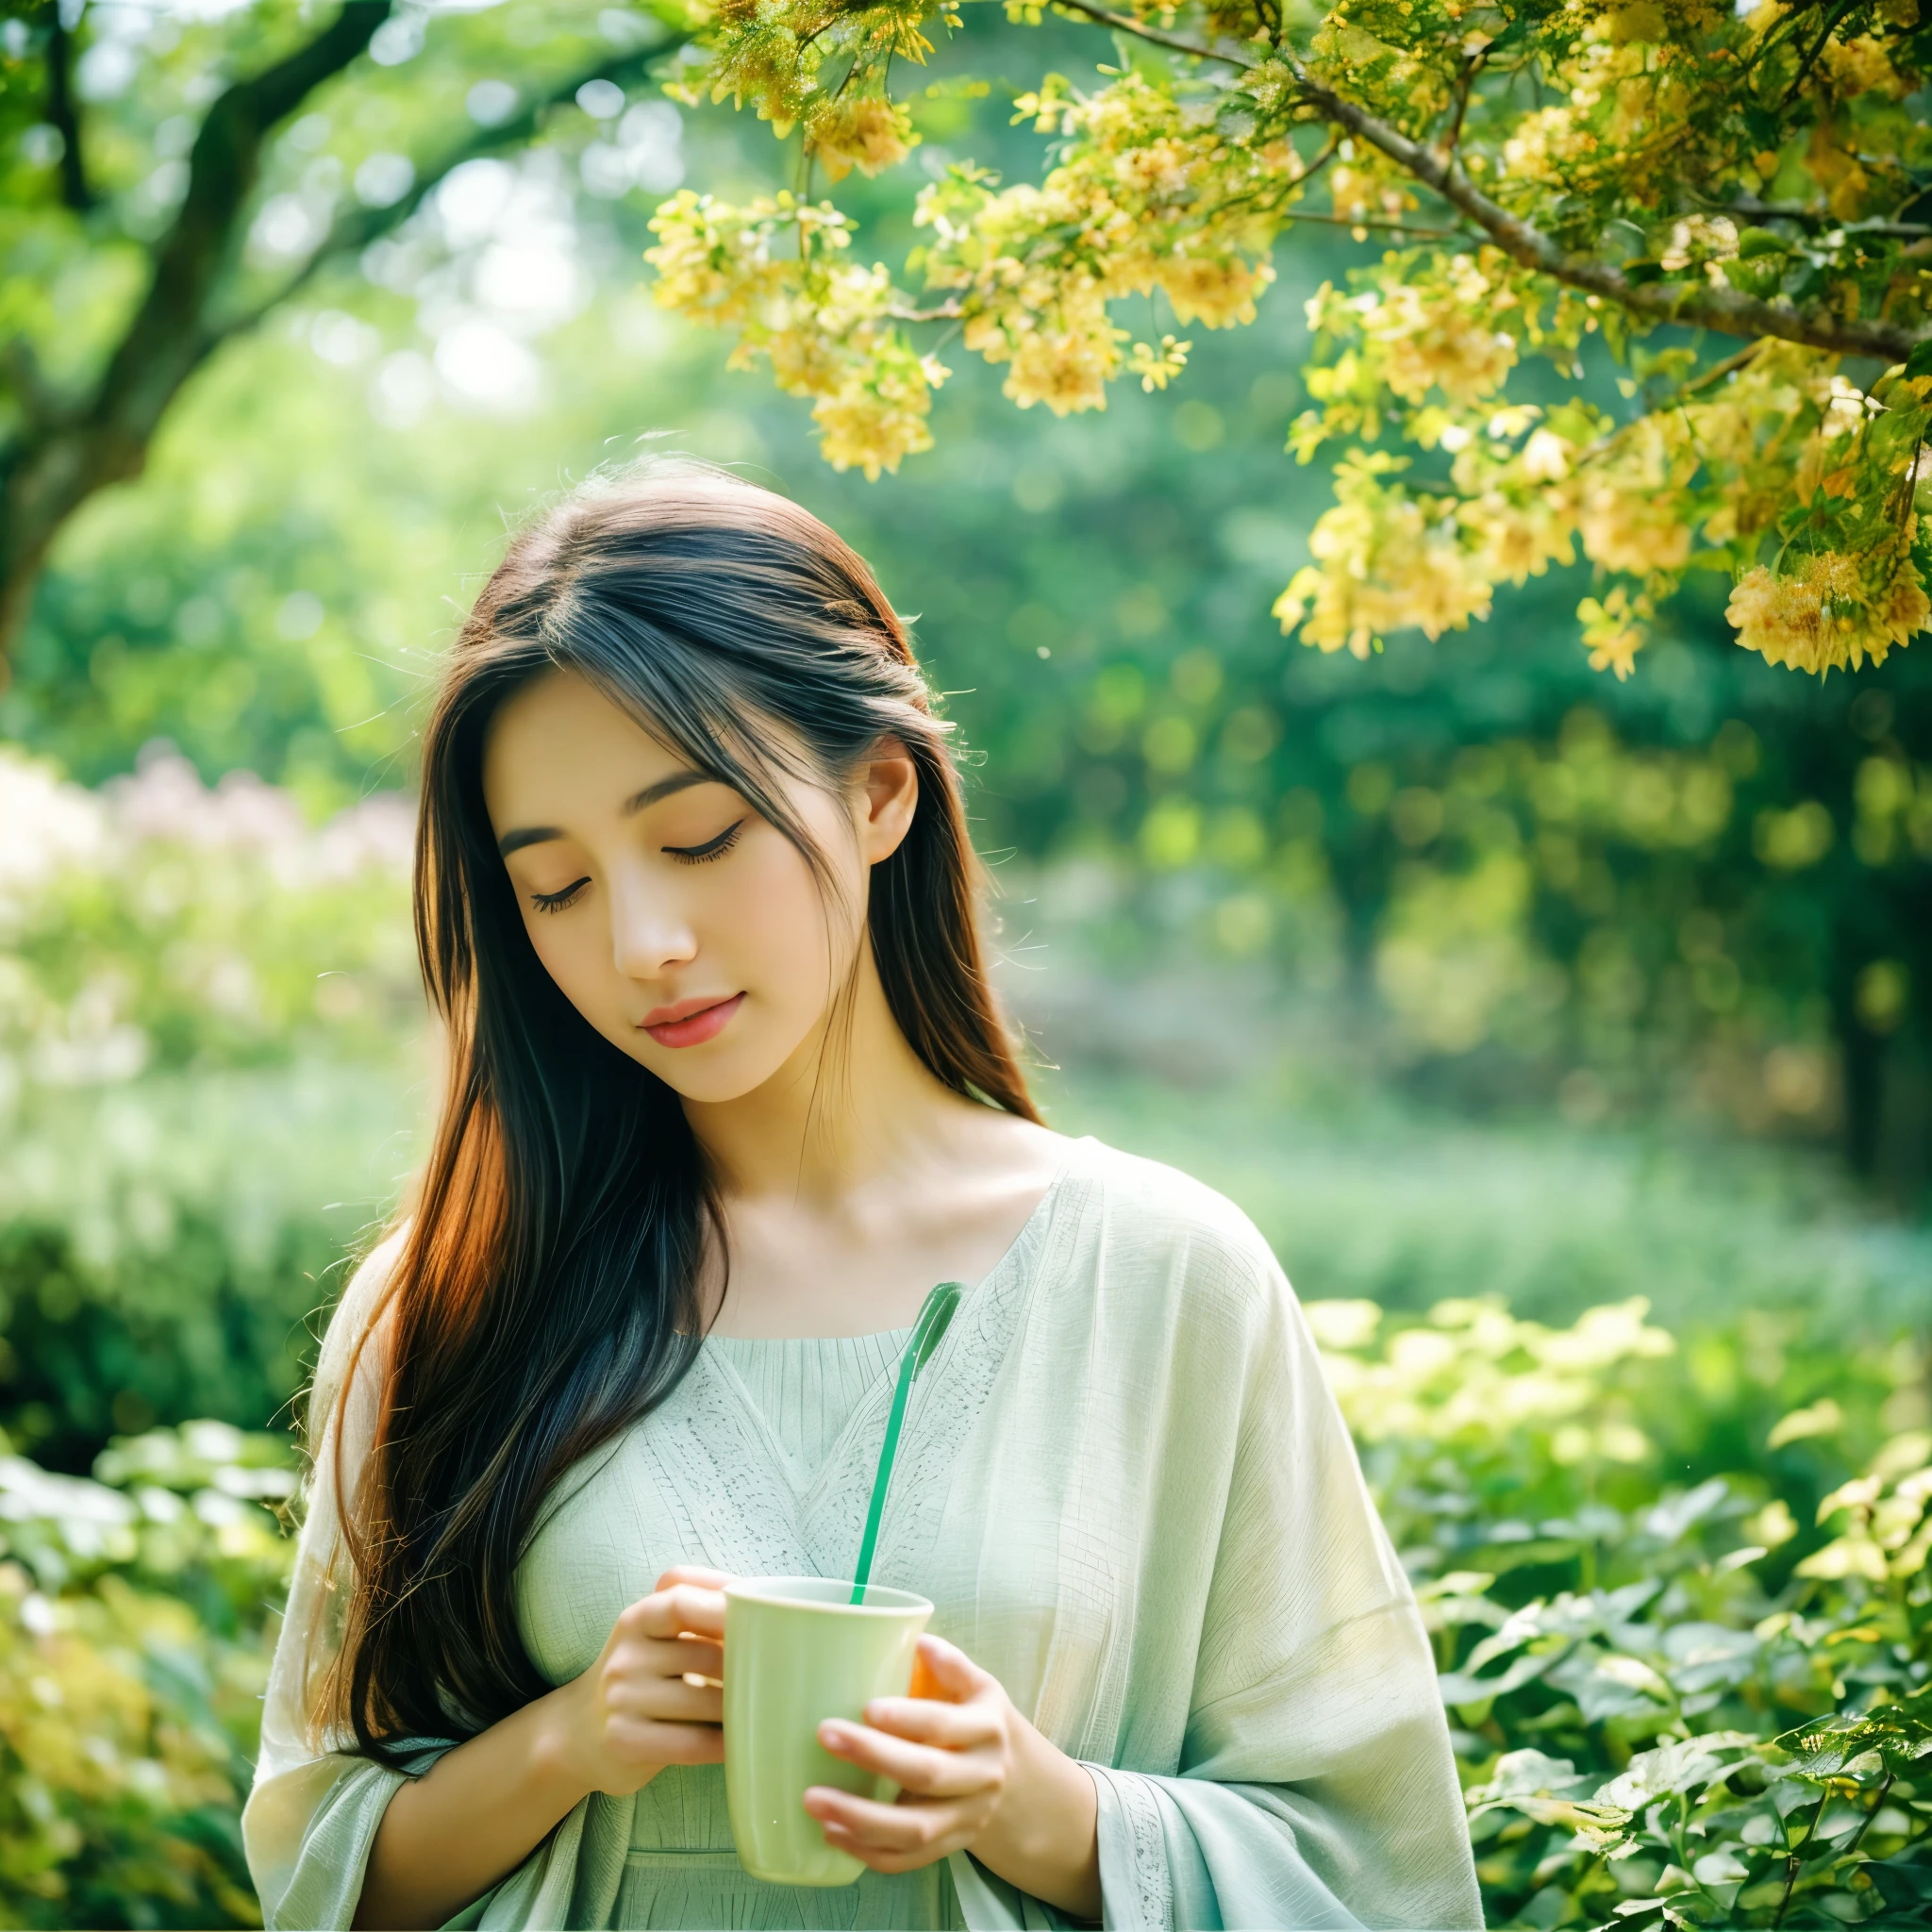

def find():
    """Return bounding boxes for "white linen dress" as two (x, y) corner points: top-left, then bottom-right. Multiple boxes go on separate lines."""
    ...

(242, 1132), (1483, 1930)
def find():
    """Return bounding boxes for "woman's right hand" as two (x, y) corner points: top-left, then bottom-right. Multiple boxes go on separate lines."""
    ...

(545, 1564), (735, 1797)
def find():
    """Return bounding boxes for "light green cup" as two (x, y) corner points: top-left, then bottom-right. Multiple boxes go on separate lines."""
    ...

(723, 1575), (933, 1887)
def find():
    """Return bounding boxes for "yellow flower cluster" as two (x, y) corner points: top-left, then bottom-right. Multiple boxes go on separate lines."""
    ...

(646, 190), (946, 478)
(688, 0), (946, 143)
(1356, 257), (1519, 408)
(917, 73), (1281, 415)
(808, 95), (917, 184)
(1127, 333), (1191, 392)
(1726, 552), (1930, 674)
(1461, 489), (1576, 590)
(1274, 454), (1494, 658)
(641, 187), (791, 325)
(1577, 587), (1650, 680)
(1496, 25), (1704, 208)
(1657, 213), (1739, 273)
(1291, 292), (1931, 674)
(810, 343), (950, 479)
(1576, 486), (1692, 576)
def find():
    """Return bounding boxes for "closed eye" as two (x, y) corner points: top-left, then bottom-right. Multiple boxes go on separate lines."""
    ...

(667, 820), (746, 865)
(531, 878), (591, 913)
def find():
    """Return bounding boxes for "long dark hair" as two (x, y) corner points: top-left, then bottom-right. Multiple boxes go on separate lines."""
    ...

(321, 458), (1041, 1759)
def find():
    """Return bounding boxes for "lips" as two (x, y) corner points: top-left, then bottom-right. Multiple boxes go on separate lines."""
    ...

(640, 991), (745, 1049)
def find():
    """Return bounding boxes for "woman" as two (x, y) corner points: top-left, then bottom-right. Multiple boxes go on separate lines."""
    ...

(241, 459), (1482, 1932)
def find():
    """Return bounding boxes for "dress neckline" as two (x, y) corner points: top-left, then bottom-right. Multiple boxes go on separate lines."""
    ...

(698, 1133), (1091, 1346)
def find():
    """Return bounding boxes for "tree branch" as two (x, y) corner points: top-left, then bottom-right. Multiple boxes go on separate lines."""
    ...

(1782, 0), (1859, 107)
(1048, 0), (1255, 70)
(213, 32), (692, 343)
(1284, 57), (1922, 363)
(1042, 7), (1923, 361)
(1281, 208), (1457, 240)
(1728, 194), (1932, 241)
(46, 14), (95, 214)
(104, 0), (393, 418)
(1, 0), (393, 658)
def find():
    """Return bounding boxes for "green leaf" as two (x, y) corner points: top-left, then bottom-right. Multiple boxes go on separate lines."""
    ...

(1774, 1684), (1932, 1781)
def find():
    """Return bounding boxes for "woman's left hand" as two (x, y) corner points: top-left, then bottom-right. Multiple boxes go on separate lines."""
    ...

(805, 1633), (1012, 1872)
(805, 1632), (1102, 1920)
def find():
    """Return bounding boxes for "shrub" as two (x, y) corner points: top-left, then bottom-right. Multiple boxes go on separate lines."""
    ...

(0, 745), (422, 1468)
(0, 1420), (296, 1929)
(1307, 1296), (1932, 1926)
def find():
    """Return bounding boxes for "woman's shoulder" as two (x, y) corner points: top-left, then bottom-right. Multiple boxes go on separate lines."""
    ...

(309, 1220), (411, 1424)
(1062, 1132), (1287, 1299)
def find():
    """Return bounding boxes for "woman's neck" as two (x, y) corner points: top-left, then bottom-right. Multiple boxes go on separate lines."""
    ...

(679, 932), (987, 1212)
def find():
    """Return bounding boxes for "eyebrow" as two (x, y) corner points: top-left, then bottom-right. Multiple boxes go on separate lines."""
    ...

(495, 769), (722, 857)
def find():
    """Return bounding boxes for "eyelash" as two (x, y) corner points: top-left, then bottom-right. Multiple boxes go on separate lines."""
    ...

(528, 820), (746, 914)
(672, 819), (746, 867)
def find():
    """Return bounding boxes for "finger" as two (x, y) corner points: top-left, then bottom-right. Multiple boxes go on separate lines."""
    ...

(820, 1836), (951, 1877)
(804, 1787), (958, 1855)
(672, 1635), (724, 1681)
(608, 1717), (725, 1766)
(906, 1634), (991, 1703)
(623, 1583), (725, 1641)
(609, 1634), (722, 1681)
(656, 1564), (735, 1592)
(858, 1695), (1002, 1750)
(817, 1720), (1001, 1799)
(603, 1673), (721, 1725)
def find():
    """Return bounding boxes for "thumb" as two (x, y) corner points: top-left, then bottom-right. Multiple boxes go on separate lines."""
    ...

(908, 1632), (991, 1704)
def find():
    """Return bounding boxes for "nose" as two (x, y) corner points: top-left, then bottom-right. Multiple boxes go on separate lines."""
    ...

(607, 868), (697, 983)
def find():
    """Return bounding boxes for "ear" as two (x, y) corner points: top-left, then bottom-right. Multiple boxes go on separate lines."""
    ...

(855, 735), (919, 866)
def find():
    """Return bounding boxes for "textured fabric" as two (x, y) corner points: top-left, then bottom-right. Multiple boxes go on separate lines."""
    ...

(242, 1133), (1483, 1931)
(706, 1327), (913, 1486)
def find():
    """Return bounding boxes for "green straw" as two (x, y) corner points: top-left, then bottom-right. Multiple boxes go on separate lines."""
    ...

(849, 1281), (963, 1605)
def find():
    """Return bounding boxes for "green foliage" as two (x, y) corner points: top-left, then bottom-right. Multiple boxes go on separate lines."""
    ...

(0, 1418), (297, 1929)
(645, 0), (1932, 680)
(3, 0), (1927, 1185)
(5, 1287), (1927, 1927)
(0, 745), (422, 1468)
(1306, 1295), (1932, 1926)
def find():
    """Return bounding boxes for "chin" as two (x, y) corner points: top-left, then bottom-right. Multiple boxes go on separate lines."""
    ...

(617, 1036), (793, 1104)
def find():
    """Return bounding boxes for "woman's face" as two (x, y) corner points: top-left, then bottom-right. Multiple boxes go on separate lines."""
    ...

(481, 669), (903, 1103)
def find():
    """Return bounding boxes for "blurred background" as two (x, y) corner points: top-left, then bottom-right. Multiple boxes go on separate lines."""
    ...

(2, 1), (1930, 1924)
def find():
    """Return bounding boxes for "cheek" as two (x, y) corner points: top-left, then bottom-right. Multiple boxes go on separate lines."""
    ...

(728, 833), (850, 988)
(522, 913), (612, 1013)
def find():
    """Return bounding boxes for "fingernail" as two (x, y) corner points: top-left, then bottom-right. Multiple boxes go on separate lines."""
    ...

(819, 1721), (847, 1743)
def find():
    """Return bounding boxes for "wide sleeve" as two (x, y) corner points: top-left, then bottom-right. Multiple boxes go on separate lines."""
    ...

(241, 1226), (465, 1930)
(1083, 1226), (1481, 1932)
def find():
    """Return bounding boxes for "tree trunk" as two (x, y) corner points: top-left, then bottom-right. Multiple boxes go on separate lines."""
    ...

(0, 0), (392, 667)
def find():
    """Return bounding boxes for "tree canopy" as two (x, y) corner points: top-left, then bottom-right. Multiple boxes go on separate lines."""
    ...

(0, 0), (685, 656)
(646, 0), (1932, 681)
(8, 0), (1932, 685)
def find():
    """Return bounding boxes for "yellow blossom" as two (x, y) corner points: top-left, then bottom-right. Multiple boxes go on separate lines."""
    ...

(1578, 588), (1648, 679)
(1359, 261), (1519, 408)
(1577, 481), (1692, 574)
(1276, 459), (1495, 658)
(1127, 334), (1191, 392)
(1004, 322), (1122, 414)
(1726, 552), (1928, 674)
(1157, 256), (1275, 329)
(1463, 493), (1576, 587)
(808, 97), (918, 184)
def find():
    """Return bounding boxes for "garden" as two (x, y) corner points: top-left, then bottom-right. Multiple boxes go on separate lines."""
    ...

(3, 0), (1931, 1924)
